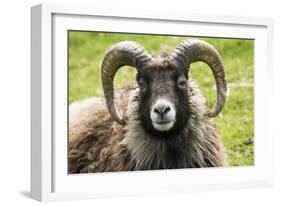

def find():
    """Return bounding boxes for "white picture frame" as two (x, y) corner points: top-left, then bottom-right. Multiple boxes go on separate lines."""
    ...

(31, 3), (274, 202)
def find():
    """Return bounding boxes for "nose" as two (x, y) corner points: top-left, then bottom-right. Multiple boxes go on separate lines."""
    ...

(153, 103), (171, 118)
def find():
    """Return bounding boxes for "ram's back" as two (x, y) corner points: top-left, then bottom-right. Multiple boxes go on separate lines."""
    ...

(68, 84), (136, 173)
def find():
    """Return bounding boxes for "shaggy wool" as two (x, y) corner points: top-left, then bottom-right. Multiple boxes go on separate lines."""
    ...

(68, 80), (227, 174)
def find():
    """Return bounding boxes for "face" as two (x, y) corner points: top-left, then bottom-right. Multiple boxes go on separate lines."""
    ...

(136, 58), (190, 137)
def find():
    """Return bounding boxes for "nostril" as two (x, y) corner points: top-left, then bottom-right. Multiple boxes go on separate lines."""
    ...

(154, 108), (160, 114)
(153, 104), (171, 115)
(163, 106), (170, 114)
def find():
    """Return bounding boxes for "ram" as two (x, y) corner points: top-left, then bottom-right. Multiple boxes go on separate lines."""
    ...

(68, 39), (227, 173)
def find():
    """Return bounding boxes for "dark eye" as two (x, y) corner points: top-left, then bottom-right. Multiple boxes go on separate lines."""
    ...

(177, 80), (187, 89)
(138, 82), (147, 90)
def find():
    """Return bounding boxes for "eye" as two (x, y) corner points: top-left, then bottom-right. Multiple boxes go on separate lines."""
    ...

(177, 80), (187, 89)
(138, 81), (147, 90)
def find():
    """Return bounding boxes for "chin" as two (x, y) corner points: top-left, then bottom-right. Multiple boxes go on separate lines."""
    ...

(152, 121), (175, 132)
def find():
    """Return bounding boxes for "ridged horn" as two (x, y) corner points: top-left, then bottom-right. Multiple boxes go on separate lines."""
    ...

(171, 39), (227, 117)
(101, 41), (152, 125)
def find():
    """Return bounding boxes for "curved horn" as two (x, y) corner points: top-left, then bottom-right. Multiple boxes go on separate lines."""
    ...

(101, 41), (152, 125)
(171, 39), (227, 117)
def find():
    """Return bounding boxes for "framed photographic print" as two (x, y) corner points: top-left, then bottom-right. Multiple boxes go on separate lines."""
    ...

(31, 3), (274, 201)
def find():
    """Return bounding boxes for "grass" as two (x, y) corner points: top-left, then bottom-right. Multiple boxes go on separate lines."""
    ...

(68, 31), (254, 166)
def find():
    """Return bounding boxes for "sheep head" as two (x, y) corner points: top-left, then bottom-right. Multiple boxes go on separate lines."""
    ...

(101, 40), (227, 135)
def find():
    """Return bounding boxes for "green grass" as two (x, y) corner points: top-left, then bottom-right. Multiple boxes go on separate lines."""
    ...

(69, 31), (254, 167)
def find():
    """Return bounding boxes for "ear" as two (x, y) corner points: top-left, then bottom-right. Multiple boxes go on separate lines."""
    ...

(136, 71), (141, 82)
(183, 68), (188, 79)
(136, 70), (148, 82)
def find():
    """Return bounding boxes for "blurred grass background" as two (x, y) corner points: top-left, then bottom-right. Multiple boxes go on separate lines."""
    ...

(68, 31), (254, 166)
